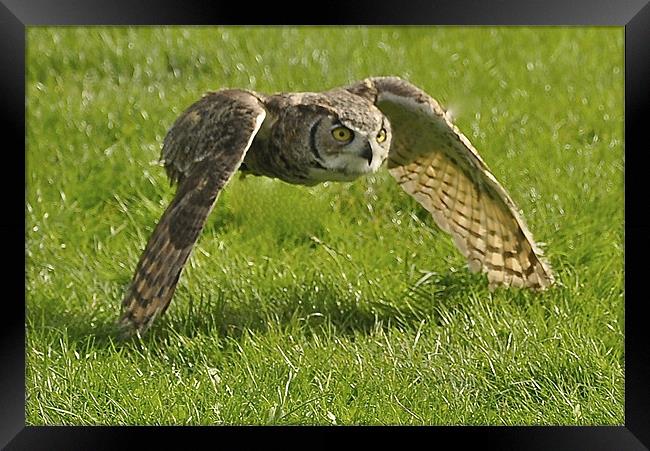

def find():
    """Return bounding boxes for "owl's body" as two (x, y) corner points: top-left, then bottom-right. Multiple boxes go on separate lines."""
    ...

(233, 88), (388, 185)
(119, 76), (554, 337)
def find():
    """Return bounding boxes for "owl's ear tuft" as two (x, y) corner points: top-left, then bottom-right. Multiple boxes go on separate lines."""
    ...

(346, 78), (378, 103)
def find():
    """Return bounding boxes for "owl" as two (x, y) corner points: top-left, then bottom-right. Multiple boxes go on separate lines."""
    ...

(118, 76), (554, 337)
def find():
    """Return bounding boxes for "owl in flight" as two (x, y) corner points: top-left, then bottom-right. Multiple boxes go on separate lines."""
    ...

(118, 76), (554, 337)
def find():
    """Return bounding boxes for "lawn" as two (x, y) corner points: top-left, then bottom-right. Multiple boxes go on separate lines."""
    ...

(25, 26), (624, 425)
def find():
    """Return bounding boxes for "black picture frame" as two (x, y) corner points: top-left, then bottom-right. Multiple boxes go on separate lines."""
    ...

(5, 0), (649, 448)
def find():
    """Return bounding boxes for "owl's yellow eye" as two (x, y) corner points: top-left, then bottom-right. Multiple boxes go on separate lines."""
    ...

(331, 126), (354, 142)
(377, 128), (387, 143)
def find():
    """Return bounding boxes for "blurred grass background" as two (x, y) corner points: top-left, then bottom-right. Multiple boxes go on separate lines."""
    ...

(26, 27), (624, 425)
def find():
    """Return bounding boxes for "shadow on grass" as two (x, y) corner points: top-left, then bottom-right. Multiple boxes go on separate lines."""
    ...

(28, 269), (506, 351)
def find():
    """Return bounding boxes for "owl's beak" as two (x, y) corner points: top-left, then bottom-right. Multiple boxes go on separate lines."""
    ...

(360, 142), (374, 166)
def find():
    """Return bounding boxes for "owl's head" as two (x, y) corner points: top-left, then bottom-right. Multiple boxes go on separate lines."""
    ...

(292, 90), (392, 182)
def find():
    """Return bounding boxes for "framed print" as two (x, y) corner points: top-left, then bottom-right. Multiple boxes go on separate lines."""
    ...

(4, 0), (649, 448)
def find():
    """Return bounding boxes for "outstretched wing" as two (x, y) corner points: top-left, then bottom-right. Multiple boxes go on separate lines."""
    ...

(118, 89), (266, 337)
(348, 77), (553, 290)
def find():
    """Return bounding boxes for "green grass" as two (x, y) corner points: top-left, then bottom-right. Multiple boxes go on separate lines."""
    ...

(26, 26), (624, 425)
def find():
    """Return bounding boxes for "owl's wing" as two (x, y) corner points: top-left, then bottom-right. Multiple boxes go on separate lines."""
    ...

(118, 89), (266, 337)
(348, 76), (553, 290)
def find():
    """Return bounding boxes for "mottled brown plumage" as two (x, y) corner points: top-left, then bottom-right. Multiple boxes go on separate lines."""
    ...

(118, 90), (266, 336)
(349, 77), (553, 290)
(118, 76), (554, 337)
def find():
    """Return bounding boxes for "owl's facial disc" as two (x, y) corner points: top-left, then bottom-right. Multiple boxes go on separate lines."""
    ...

(307, 116), (391, 182)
